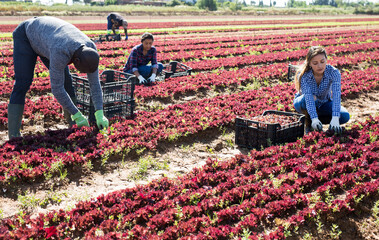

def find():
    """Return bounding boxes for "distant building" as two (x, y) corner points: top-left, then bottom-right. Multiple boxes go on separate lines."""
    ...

(31, 0), (74, 5)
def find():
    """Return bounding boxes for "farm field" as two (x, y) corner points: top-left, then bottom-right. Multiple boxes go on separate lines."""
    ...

(0, 15), (378, 239)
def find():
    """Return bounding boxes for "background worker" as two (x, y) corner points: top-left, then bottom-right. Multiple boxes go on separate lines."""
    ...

(107, 12), (128, 40)
(9, 16), (109, 140)
(293, 46), (350, 134)
(123, 32), (164, 86)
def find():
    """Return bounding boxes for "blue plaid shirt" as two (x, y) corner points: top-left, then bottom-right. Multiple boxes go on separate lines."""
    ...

(123, 44), (158, 73)
(300, 65), (341, 119)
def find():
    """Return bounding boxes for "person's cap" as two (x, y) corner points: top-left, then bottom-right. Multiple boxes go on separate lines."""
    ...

(122, 20), (128, 28)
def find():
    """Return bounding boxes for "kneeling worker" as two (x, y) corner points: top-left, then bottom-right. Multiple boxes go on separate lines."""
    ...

(293, 46), (350, 134)
(9, 16), (109, 140)
(123, 32), (164, 86)
(107, 12), (128, 40)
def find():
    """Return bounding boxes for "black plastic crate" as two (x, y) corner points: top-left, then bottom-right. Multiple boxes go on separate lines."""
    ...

(72, 70), (136, 122)
(157, 61), (192, 81)
(93, 34), (121, 43)
(235, 110), (305, 149)
(287, 64), (300, 82)
(77, 100), (135, 122)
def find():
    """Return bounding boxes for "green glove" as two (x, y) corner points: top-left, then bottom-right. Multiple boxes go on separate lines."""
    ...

(94, 110), (109, 129)
(71, 111), (89, 127)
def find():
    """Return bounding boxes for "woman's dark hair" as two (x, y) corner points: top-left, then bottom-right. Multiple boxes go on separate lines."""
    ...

(141, 32), (154, 42)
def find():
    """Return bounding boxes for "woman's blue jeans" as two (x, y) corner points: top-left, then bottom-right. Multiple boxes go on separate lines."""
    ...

(10, 20), (75, 105)
(293, 94), (350, 124)
(125, 63), (164, 79)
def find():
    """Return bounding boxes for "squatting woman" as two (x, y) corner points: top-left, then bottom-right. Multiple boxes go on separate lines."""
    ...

(293, 46), (350, 134)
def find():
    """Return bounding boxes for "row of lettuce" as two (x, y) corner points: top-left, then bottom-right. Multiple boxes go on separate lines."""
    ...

(1, 29), (373, 59)
(0, 19), (378, 239)
(0, 115), (378, 239)
(0, 30), (376, 88)
(0, 64), (377, 185)
(0, 24), (377, 185)
(0, 47), (377, 127)
(1, 29), (377, 69)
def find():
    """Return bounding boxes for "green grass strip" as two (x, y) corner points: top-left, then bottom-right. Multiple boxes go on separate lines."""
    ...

(0, 20), (377, 38)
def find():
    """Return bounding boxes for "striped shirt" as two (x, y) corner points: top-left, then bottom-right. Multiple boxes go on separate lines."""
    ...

(123, 44), (158, 73)
(300, 65), (341, 119)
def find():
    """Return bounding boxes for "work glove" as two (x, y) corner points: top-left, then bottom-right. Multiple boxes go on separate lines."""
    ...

(72, 111), (89, 127)
(329, 116), (342, 134)
(138, 75), (147, 85)
(94, 110), (109, 129)
(148, 73), (156, 83)
(125, 35), (128, 40)
(311, 118), (323, 131)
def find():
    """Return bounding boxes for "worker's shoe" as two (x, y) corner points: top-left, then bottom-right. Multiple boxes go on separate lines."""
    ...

(8, 104), (24, 140)
(301, 110), (312, 134)
(305, 117), (312, 134)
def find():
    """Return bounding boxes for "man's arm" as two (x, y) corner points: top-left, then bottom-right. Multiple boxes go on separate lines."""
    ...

(87, 69), (104, 111)
(49, 65), (79, 115)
